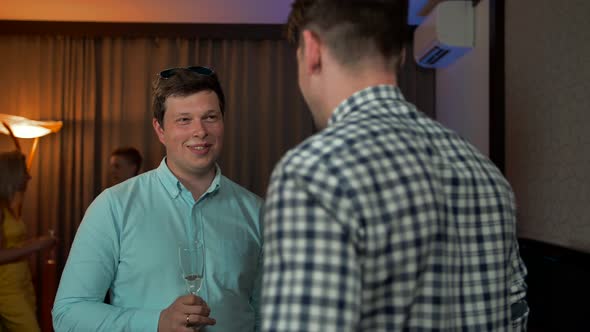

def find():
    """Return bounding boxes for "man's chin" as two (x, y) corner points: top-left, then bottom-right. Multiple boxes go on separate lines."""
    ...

(190, 163), (216, 176)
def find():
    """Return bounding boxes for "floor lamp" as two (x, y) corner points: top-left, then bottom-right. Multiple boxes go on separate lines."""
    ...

(0, 113), (63, 170)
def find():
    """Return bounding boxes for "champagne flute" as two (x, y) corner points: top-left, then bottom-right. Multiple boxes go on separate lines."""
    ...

(178, 241), (205, 295)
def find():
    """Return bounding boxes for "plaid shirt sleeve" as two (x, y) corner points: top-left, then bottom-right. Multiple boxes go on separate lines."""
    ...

(261, 160), (361, 332)
(508, 192), (529, 332)
(510, 240), (529, 331)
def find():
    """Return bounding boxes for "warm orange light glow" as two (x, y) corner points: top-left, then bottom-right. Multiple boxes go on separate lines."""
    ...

(3, 124), (51, 138)
(0, 114), (63, 139)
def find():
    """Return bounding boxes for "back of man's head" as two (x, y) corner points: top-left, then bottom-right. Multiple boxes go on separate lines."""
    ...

(287, 0), (409, 68)
(109, 147), (143, 185)
(111, 147), (142, 173)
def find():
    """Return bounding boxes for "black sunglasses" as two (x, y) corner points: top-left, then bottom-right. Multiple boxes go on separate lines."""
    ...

(158, 66), (215, 79)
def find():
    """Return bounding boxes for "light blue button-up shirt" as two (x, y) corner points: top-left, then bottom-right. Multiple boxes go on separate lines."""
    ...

(53, 159), (263, 332)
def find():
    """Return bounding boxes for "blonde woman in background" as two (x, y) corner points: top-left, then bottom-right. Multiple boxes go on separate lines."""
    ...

(0, 151), (55, 332)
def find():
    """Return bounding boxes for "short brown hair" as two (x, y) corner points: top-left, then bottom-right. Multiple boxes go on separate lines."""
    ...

(286, 0), (409, 66)
(0, 151), (28, 206)
(152, 67), (226, 126)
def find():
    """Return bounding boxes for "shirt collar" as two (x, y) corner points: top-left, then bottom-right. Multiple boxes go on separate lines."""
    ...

(156, 158), (222, 199)
(328, 85), (406, 127)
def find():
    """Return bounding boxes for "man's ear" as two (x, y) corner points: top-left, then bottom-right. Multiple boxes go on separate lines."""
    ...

(152, 118), (165, 144)
(301, 30), (322, 74)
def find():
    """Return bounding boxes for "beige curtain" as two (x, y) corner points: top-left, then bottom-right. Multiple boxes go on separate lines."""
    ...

(0, 32), (433, 324)
(0, 33), (313, 282)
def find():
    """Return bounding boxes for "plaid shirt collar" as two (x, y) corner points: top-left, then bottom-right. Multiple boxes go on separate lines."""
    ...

(328, 84), (407, 127)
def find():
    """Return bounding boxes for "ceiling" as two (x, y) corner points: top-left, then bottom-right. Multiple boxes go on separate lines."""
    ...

(0, 0), (466, 26)
(0, 0), (294, 24)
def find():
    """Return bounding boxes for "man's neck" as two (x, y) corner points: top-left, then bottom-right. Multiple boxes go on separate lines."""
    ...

(170, 166), (217, 201)
(323, 64), (398, 123)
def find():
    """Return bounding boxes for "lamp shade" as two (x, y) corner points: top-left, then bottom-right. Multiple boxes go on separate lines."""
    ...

(0, 114), (63, 139)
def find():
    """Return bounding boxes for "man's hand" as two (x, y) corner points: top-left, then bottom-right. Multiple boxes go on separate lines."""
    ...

(158, 294), (216, 332)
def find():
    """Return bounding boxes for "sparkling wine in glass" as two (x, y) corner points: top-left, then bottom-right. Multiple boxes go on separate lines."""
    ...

(178, 241), (205, 295)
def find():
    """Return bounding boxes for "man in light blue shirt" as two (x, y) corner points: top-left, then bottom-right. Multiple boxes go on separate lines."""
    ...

(53, 66), (263, 332)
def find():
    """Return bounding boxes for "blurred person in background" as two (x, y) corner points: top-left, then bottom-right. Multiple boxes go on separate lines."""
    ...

(109, 147), (143, 186)
(0, 150), (55, 332)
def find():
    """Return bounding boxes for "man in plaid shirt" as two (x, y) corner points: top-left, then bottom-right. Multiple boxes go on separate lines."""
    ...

(261, 0), (529, 331)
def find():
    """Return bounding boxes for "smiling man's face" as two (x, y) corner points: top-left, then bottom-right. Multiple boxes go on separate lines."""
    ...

(152, 90), (224, 180)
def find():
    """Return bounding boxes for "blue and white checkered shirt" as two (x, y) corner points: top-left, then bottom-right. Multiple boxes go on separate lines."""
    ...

(262, 85), (528, 331)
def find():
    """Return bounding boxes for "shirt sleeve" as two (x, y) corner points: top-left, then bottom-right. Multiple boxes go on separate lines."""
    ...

(52, 190), (161, 332)
(261, 162), (361, 332)
(251, 246), (263, 332)
(510, 238), (529, 331)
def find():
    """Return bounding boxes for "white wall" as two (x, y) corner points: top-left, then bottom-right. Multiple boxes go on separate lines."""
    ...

(0, 0), (292, 23)
(435, 0), (489, 156)
(506, 0), (590, 253)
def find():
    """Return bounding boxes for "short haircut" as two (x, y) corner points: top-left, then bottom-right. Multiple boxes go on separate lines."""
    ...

(111, 147), (143, 175)
(152, 67), (226, 126)
(286, 0), (409, 67)
(0, 151), (28, 205)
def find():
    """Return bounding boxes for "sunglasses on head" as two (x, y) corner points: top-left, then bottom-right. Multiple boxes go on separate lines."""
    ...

(158, 66), (215, 79)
